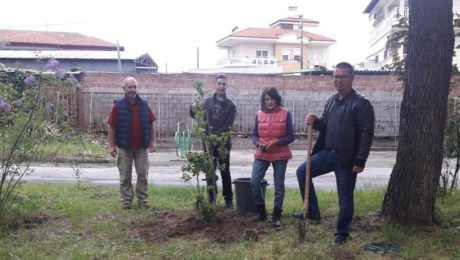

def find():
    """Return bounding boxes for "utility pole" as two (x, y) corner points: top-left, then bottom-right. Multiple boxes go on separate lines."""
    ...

(197, 46), (200, 68)
(299, 15), (304, 70)
(116, 40), (122, 72)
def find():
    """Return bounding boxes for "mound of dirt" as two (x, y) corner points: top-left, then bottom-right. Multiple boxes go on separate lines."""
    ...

(129, 209), (268, 243)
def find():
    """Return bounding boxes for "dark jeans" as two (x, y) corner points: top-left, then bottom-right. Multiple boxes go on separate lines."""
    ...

(296, 150), (357, 236)
(208, 144), (233, 202)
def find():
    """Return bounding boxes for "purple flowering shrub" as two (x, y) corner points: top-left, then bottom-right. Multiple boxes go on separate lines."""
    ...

(45, 59), (62, 76)
(0, 60), (81, 226)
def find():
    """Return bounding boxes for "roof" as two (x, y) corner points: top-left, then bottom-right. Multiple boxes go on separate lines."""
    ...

(230, 28), (292, 39)
(0, 29), (119, 49)
(217, 27), (335, 43)
(0, 50), (142, 60)
(269, 16), (319, 27)
(135, 53), (158, 68)
(364, 0), (380, 13)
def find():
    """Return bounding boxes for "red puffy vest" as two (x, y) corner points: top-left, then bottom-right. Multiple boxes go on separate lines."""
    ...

(254, 107), (292, 161)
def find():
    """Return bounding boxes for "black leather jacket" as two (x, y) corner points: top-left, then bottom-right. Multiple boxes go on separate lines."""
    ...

(312, 89), (375, 168)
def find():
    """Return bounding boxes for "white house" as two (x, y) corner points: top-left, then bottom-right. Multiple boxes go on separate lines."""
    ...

(215, 17), (335, 73)
(363, 0), (460, 70)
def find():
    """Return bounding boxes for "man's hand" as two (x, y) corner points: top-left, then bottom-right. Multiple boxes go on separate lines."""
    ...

(306, 113), (317, 125)
(109, 146), (117, 157)
(149, 143), (156, 153)
(352, 166), (364, 174)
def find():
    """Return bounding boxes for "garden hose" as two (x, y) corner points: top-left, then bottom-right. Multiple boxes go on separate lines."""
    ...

(175, 122), (193, 158)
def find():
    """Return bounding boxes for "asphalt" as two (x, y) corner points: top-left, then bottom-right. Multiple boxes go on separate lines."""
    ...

(24, 148), (398, 191)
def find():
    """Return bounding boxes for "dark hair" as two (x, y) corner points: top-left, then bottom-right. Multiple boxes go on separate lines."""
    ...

(260, 87), (282, 111)
(335, 62), (354, 76)
(215, 74), (227, 81)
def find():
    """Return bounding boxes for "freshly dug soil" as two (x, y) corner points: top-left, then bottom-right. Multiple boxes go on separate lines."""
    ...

(129, 209), (268, 244)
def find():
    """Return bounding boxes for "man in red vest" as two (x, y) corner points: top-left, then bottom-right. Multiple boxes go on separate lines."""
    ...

(108, 77), (157, 210)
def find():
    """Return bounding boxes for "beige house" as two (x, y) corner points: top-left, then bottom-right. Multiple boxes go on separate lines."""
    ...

(216, 17), (335, 73)
(363, 0), (460, 69)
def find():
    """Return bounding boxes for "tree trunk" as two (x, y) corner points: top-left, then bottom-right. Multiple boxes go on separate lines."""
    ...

(382, 0), (454, 226)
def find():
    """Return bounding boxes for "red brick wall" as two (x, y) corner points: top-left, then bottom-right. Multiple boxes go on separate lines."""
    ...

(80, 72), (409, 93)
(76, 72), (460, 136)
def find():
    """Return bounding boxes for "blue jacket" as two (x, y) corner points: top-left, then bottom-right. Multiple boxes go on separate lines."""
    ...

(115, 95), (151, 149)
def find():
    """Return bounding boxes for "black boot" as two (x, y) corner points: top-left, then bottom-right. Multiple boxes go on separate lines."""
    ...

(272, 207), (282, 227)
(253, 204), (267, 222)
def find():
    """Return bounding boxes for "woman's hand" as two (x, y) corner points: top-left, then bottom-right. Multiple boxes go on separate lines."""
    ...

(264, 140), (278, 151)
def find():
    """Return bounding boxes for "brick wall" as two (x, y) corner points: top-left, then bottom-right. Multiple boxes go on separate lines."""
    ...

(77, 72), (460, 137)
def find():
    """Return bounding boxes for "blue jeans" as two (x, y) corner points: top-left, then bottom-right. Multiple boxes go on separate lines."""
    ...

(251, 159), (288, 210)
(296, 150), (357, 236)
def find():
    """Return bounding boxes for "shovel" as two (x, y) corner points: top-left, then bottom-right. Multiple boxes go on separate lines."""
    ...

(299, 124), (313, 242)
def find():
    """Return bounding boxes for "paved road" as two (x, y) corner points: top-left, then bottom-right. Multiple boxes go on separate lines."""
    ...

(24, 149), (397, 191)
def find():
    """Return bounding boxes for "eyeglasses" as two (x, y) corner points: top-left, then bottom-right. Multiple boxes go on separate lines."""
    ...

(333, 75), (350, 80)
(217, 82), (227, 87)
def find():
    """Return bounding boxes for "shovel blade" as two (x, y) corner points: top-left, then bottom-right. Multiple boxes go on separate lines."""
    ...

(298, 221), (307, 242)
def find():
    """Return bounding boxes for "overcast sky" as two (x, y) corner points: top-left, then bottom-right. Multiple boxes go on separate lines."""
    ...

(0, 0), (372, 72)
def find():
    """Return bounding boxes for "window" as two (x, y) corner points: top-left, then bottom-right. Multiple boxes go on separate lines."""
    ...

(281, 48), (290, 62)
(293, 48), (301, 62)
(308, 48), (324, 61)
(256, 50), (268, 58)
(280, 24), (293, 30)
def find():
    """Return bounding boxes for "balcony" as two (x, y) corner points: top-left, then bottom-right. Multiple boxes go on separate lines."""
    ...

(369, 7), (408, 46)
(217, 57), (278, 68)
(306, 59), (328, 68)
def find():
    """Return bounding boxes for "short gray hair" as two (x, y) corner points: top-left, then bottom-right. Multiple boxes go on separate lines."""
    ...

(122, 77), (138, 87)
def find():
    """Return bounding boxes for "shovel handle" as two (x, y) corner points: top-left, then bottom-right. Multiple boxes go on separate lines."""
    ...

(303, 124), (313, 220)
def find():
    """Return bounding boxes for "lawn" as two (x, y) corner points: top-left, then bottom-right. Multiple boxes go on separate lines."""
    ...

(0, 184), (459, 259)
(35, 133), (109, 160)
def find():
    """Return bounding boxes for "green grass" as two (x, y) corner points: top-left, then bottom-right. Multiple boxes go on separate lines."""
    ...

(1, 184), (459, 259)
(35, 133), (108, 159)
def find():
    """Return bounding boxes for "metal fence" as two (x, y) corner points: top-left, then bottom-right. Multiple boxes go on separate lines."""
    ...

(76, 91), (403, 138)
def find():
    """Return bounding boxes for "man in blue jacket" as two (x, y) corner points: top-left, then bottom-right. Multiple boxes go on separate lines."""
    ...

(108, 77), (157, 210)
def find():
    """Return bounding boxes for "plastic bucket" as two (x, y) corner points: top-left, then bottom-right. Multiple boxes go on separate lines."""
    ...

(233, 178), (268, 215)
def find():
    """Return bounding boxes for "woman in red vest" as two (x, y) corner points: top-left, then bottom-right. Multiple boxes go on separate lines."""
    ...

(250, 87), (294, 227)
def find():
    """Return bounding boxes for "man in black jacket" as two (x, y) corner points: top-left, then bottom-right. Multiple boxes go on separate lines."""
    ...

(190, 75), (236, 208)
(296, 62), (375, 245)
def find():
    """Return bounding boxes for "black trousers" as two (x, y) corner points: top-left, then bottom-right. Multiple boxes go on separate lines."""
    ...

(207, 143), (233, 202)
